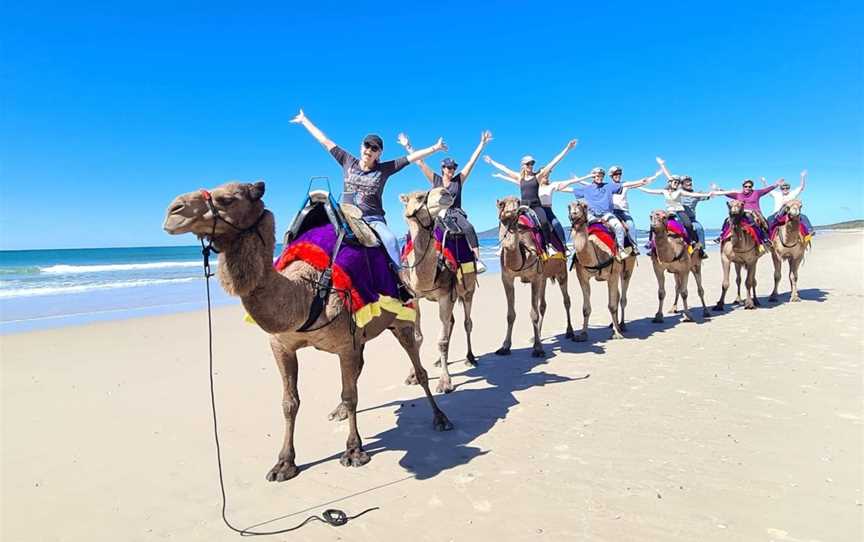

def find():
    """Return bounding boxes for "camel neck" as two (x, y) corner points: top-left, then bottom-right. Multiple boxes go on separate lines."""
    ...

(652, 228), (681, 262)
(500, 225), (528, 272)
(782, 217), (801, 244)
(216, 212), (309, 333)
(405, 220), (440, 291)
(571, 224), (600, 267)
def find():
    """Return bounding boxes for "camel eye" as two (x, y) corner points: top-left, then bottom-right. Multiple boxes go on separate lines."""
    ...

(215, 196), (235, 206)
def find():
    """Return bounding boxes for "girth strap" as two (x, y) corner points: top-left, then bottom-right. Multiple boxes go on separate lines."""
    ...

(297, 227), (346, 332)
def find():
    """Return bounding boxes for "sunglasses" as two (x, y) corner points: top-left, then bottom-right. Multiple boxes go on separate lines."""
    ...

(743, 184), (754, 189)
(781, 185), (791, 189)
(443, 165), (457, 170)
(363, 143), (380, 152)
(524, 161), (536, 167)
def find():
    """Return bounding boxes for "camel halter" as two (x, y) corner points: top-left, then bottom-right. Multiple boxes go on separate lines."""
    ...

(400, 190), (441, 272)
(200, 189), (267, 246)
(500, 208), (540, 273)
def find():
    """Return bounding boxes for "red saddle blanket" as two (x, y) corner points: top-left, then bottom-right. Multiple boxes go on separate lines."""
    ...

(587, 222), (617, 256)
(401, 225), (476, 275)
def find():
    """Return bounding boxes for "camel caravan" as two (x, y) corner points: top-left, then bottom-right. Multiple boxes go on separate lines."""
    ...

(162, 110), (815, 481)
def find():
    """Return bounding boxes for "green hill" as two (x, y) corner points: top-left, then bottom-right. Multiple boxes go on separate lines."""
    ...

(815, 219), (864, 230)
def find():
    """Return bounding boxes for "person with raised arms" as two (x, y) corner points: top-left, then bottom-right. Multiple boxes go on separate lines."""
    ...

(290, 109), (446, 269)
(397, 130), (493, 272)
(492, 168), (591, 251)
(485, 139), (578, 252)
(564, 166), (654, 259)
(679, 175), (713, 258)
(710, 176), (784, 248)
(764, 170), (814, 236)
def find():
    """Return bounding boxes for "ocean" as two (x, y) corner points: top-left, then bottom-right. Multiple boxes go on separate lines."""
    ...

(0, 231), (721, 334)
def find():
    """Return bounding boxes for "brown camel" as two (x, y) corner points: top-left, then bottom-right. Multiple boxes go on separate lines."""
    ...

(713, 199), (764, 311)
(494, 196), (573, 358)
(647, 210), (710, 323)
(163, 181), (452, 482)
(399, 187), (477, 394)
(567, 201), (636, 341)
(769, 200), (809, 303)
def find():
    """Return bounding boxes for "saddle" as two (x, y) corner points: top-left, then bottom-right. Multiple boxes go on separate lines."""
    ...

(769, 213), (811, 242)
(720, 212), (763, 246)
(586, 219), (624, 256)
(284, 190), (379, 249)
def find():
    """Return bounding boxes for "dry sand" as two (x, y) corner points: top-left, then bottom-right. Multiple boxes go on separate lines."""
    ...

(2, 231), (862, 541)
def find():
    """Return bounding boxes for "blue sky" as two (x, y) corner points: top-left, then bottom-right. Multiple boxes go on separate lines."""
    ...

(1, 1), (862, 250)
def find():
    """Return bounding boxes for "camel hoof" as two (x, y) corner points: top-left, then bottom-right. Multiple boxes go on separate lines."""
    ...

(744, 301), (756, 310)
(682, 313), (694, 322)
(574, 332), (588, 342)
(667, 307), (678, 314)
(465, 352), (477, 367)
(340, 448), (371, 468)
(531, 347), (545, 358)
(791, 296), (801, 303)
(565, 329), (575, 339)
(733, 299), (742, 306)
(610, 332), (624, 340)
(327, 402), (350, 422)
(494, 347), (511, 356)
(652, 314), (664, 324)
(266, 460), (300, 482)
(712, 304), (725, 312)
(404, 373), (419, 386)
(433, 412), (454, 432)
(436, 379), (454, 394)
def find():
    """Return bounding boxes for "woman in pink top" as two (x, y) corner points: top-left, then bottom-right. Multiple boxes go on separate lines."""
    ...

(712, 178), (784, 246)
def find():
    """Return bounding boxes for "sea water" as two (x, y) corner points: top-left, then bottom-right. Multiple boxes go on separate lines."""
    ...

(0, 231), (720, 334)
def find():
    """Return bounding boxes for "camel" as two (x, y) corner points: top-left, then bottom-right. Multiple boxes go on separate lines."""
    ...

(647, 210), (710, 323)
(163, 181), (452, 482)
(567, 200), (636, 341)
(399, 187), (477, 394)
(495, 196), (573, 358)
(713, 199), (764, 311)
(769, 199), (809, 303)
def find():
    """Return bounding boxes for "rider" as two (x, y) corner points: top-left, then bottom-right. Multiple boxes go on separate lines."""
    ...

(485, 139), (578, 253)
(290, 109), (446, 270)
(564, 167), (652, 260)
(711, 177), (783, 249)
(492, 168), (590, 251)
(397, 130), (493, 273)
(679, 175), (713, 258)
(765, 170), (814, 237)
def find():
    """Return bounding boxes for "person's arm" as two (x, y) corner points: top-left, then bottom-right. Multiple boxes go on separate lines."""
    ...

(484, 155), (520, 180)
(655, 156), (674, 180)
(407, 138), (447, 164)
(460, 130), (493, 183)
(623, 170), (661, 188)
(755, 179), (783, 197)
(798, 169), (807, 193)
(554, 173), (593, 189)
(492, 172), (520, 185)
(290, 109), (336, 151)
(539, 139), (578, 177)
(687, 189), (713, 198)
(397, 133), (436, 184)
(638, 187), (665, 195)
(709, 183), (737, 197)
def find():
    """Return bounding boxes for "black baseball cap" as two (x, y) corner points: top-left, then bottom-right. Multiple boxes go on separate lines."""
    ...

(363, 134), (383, 150)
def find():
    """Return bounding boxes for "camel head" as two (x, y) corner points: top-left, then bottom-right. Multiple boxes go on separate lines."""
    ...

(567, 200), (589, 226)
(784, 199), (802, 218)
(163, 181), (266, 238)
(400, 187), (454, 225)
(726, 199), (745, 221)
(496, 196), (521, 225)
(649, 209), (671, 233)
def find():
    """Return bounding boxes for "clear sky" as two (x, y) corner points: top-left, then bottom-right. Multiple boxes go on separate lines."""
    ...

(1, 0), (862, 250)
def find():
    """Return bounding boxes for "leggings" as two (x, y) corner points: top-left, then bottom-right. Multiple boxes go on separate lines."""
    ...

(542, 206), (567, 246)
(444, 208), (480, 249)
(528, 205), (559, 249)
(613, 209), (636, 245)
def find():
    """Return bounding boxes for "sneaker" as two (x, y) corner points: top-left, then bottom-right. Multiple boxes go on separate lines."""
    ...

(616, 246), (633, 261)
(475, 260), (487, 274)
(700, 249), (708, 259)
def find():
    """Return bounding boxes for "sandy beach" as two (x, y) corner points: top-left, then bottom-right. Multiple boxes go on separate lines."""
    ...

(2, 231), (862, 541)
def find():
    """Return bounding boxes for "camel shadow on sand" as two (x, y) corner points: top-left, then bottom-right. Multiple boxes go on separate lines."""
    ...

(297, 346), (589, 481)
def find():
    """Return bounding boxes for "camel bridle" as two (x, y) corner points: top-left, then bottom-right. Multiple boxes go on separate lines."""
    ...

(200, 189), (267, 247)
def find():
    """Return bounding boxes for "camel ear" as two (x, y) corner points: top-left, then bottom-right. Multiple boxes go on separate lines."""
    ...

(249, 181), (265, 201)
(399, 193), (409, 204)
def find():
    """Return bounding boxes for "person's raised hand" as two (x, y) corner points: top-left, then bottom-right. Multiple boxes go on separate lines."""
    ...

(481, 130), (493, 145)
(290, 109), (306, 124)
(397, 132), (410, 148)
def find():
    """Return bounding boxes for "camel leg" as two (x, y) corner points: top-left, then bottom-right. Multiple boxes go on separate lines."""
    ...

(619, 260), (634, 331)
(692, 264), (710, 318)
(676, 271), (693, 322)
(713, 253), (732, 311)
(391, 324), (453, 432)
(733, 263), (743, 305)
(743, 264), (756, 309)
(333, 349), (371, 468)
(769, 250), (782, 302)
(652, 259), (666, 323)
(462, 290), (477, 366)
(789, 257), (802, 302)
(574, 270), (591, 342)
(266, 340), (301, 482)
(404, 305), (422, 385)
(496, 273), (516, 355)
(607, 271), (624, 339)
(751, 261), (761, 307)
(434, 297), (456, 393)
(530, 279), (546, 357)
(669, 291), (679, 314)
(559, 275), (575, 339)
